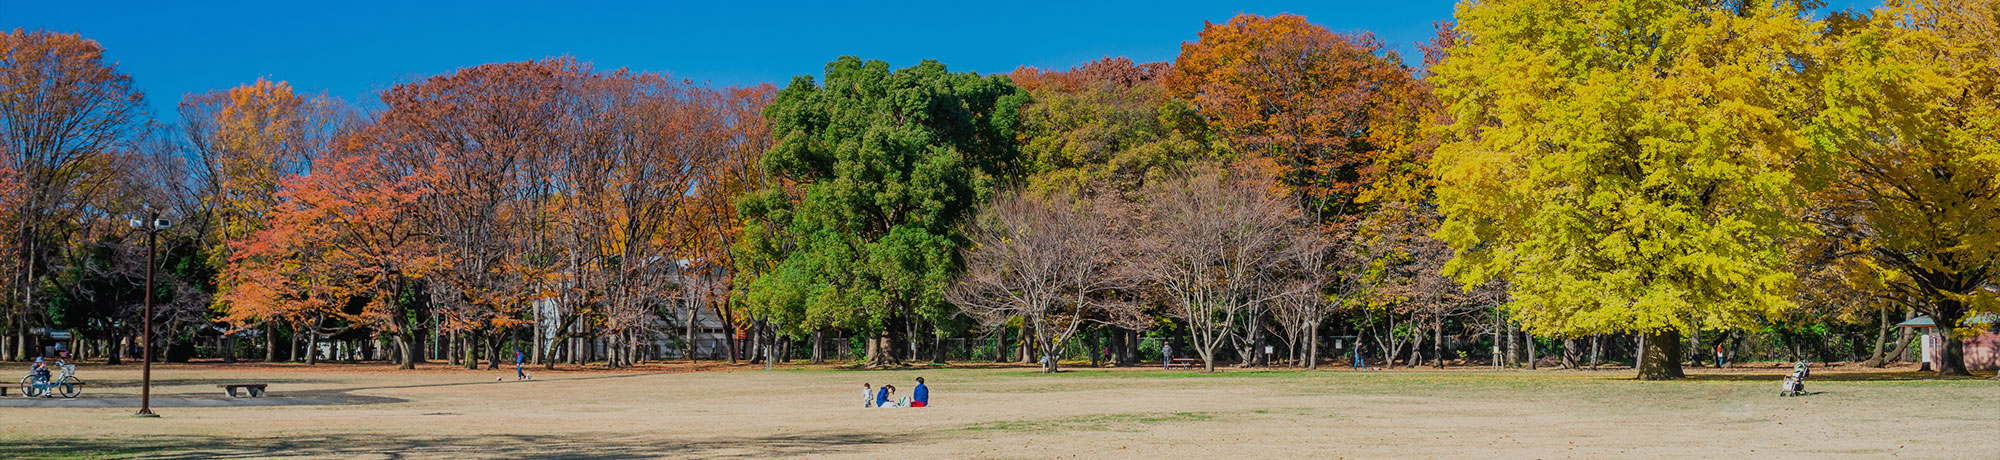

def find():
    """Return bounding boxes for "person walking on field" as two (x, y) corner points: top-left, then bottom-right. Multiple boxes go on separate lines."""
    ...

(911, 377), (929, 407)
(862, 383), (875, 408)
(1162, 343), (1172, 369)
(514, 349), (527, 380)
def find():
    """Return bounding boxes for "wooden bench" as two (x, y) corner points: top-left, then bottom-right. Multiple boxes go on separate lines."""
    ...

(1167, 358), (1203, 369)
(218, 383), (268, 398)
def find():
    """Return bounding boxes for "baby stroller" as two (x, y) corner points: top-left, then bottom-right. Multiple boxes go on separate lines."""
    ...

(1779, 360), (1809, 397)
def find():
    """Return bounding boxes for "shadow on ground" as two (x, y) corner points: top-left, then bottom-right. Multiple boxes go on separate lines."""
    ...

(3, 431), (904, 459)
(23, 378), (337, 389)
(1676, 371), (1997, 382)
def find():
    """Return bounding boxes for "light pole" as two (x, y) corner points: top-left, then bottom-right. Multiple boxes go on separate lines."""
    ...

(132, 208), (169, 418)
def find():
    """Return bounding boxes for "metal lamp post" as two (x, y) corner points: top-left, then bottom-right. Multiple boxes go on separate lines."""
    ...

(132, 209), (168, 418)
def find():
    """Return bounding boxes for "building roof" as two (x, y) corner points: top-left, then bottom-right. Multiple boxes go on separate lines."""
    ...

(1897, 312), (2000, 328)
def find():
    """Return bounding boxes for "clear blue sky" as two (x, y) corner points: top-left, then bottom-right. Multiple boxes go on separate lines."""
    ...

(3, 0), (1883, 118)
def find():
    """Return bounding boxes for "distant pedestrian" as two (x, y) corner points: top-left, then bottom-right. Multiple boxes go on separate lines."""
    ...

(1162, 343), (1172, 369)
(911, 377), (929, 408)
(862, 383), (875, 408)
(1714, 344), (1725, 368)
(514, 349), (527, 380)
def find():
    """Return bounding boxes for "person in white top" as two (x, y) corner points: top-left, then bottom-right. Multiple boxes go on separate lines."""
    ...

(862, 383), (875, 408)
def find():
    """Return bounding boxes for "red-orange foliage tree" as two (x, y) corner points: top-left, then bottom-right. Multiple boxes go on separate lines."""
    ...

(226, 143), (439, 368)
(1169, 13), (1417, 222)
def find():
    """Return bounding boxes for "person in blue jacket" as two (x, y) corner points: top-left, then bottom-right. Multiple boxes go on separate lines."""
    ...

(911, 377), (929, 407)
(875, 384), (897, 408)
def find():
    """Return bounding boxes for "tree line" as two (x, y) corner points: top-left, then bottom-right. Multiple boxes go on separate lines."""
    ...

(0, 0), (1994, 379)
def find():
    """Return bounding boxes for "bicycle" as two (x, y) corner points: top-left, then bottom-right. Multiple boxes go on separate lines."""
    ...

(17, 363), (81, 399)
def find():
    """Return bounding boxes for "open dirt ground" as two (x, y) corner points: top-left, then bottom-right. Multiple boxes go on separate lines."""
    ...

(1, 361), (1994, 459)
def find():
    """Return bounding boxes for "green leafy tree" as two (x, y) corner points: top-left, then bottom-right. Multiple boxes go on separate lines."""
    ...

(1430, 0), (1822, 379)
(1010, 57), (1217, 195)
(739, 57), (1026, 365)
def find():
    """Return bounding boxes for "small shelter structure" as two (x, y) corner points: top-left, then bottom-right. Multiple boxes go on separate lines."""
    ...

(1896, 313), (2000, 371)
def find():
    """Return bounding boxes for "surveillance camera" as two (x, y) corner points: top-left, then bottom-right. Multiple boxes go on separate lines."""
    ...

(154, 219), (171, 229)
(129, 218), (143, 229)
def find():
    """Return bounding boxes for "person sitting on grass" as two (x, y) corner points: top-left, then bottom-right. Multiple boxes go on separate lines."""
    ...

(876, 384), (898, 408)
(910, 377), (928, 407)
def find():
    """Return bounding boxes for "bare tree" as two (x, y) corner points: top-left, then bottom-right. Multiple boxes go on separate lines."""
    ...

(1134, 162), (1299, 372)
(1361, 203), (1506, 369)
(1268, 227), (1369, 369)
(949, 189), (1140, 373)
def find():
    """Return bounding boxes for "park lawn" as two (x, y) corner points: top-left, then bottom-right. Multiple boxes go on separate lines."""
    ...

(0, 361), (1994, 459)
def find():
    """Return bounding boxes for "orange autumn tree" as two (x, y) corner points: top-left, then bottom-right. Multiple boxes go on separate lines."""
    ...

(225, 143), (440, 368)
(181, 78), (350, 360)
(1169, 14), (1423, 365)
(1169, 13), (1418, 223)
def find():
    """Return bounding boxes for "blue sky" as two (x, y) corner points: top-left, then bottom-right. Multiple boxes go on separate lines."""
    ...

(4, 0), (1883, 118)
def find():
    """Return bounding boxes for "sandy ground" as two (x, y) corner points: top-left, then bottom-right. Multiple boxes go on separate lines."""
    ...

(0, 360), (1994, 459)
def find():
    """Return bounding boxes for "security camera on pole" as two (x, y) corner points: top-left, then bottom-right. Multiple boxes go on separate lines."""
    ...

(131, 207), (169, 418)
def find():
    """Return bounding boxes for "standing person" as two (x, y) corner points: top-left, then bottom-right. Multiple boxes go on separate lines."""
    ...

(911, 377), (929, 407)
(1162, 343), (1173, 369)
(514, 349), (527, 380)
(862, 383), (875, 408)
(1713, 343), (1725, 368)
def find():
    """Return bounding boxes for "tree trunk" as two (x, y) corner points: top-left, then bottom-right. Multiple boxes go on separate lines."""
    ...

(1017, 323), (1032, 364)
(719, 304), (738, 364)
(1504, 321), (1519, 369)
(222, 334), (237, 364)
(811, 329), (825, 364)
(486, 334), (500, 370)
(1930, 299), (1973, 377)
(1307, 326), (1320, 369)
(464, 331), (479, 370)
(1589, 334), (1601, 370)
(395, 335), (417, 369)
(1636, 329), (1685, 380)
(1859, 307), (1890, 367)
(1432, 322), (1445, 369)
(1525, 331), (1537, 370)
(1406, 326), (1425, 368)
(1562, 339), (1579, 369)
(932, 332), (945, 365)
(305, 329), (318, 365)
(1935, 326), (1972, 377)
(106, 330), (122, 365)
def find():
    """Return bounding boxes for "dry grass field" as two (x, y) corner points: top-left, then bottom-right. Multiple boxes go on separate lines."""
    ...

(1, 361), (1994, 459)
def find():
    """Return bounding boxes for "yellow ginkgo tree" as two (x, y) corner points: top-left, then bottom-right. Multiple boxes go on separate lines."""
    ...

(1429, 0), (1822, 379)
(1809, 0), (2000, 377)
